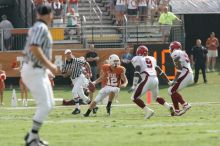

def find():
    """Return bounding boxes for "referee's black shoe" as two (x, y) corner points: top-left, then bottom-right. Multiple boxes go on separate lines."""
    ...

(72, 108), (81, 115)
(93, 107), (99, 114)
(106, 107), (111, 116)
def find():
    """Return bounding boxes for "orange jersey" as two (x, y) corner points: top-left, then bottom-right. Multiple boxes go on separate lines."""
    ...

(101, 64), (125, 87)
(206, 37), (219, 50)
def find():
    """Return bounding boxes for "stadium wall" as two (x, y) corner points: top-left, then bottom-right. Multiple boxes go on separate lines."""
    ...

(184, 14), (220, 55)
(1, 45), (176, 86)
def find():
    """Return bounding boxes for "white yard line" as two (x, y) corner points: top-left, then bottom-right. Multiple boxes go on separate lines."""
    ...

(1, 102), (220, 110)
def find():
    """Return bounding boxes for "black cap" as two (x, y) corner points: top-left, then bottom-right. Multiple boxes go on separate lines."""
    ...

(37, 5), (52, 15)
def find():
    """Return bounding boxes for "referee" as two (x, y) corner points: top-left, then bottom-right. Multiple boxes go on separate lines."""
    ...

(21, 5), (58, 146)
(62, 49), (92, 114)
(191, 39), (208, 83)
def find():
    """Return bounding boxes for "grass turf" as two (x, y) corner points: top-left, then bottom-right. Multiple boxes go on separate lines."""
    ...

(0, 72), (220, 146)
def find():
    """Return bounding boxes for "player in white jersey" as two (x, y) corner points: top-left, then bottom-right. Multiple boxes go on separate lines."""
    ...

(168, 41), (193, 116)
(129, 45), (174, 119)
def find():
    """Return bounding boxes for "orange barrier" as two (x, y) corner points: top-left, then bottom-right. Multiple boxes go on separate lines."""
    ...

(0, 49), (125, 77)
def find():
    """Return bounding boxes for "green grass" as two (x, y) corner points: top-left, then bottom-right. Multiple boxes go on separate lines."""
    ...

(0, 72), (220, 146)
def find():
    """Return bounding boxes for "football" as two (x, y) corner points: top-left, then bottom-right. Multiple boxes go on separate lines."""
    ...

(88, 81), (96, 93)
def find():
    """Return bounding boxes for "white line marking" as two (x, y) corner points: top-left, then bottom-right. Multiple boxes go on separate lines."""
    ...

(0, 102), (220, 110)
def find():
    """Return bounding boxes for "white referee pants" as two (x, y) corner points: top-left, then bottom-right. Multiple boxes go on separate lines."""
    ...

(21, 63), (55, 123)
(71, 74), (89, 102)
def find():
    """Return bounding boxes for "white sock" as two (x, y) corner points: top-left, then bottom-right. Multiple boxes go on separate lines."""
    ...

(74, 98), (80, 109)
(143, 106), (153, 113)
(164, 102), (171, 109)
(75, 103), (80, 109)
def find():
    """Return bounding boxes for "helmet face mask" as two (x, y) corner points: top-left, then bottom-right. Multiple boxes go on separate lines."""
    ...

(169, 41), (182, 53)
(109, 54), (120, 67)
(136, 45), (148, 56)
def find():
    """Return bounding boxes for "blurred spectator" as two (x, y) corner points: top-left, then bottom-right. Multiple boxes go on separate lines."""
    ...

(60, 0), (68, 23)
(127, 0), (138, 23)
(69, 0), (79, 14)
(51, 0), (63, 27)
(206, 32), (219, 72)
(0, 64), (6, 106)
(115, 0), (126, 26)
(158, 6), (181, 43)
(85, 44), (100, 81)
(66, 7), (80, 35)
(34, 0), (43, 8)
(147, 0), (158, 25)
(138, 0), (147, 22)
(107, 0), (116, 17)
(0, 15), (14, 50)
(191, 39), (208, 84)
(121, 46), (134, 85)
(42, 0), (51, 6)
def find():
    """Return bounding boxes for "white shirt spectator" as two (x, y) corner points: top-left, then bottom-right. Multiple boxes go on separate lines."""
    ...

(128, 0), (138, 9)
(0, 19), (14, 39)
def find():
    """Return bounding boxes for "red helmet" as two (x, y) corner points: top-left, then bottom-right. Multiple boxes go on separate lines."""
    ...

(136, 45), (148, 56)
(169, 41), (182, 53)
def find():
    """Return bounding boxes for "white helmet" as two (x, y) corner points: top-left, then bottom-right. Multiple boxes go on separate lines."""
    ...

(109, 54), (120, 67)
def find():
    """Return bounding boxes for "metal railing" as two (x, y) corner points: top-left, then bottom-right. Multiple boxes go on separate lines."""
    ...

(123, 15), (128, 47)
(88, 0), (103, 35)
(81, 15), (87, 48)
(0, 24), (184, 51)
(0, 30), (3, 51)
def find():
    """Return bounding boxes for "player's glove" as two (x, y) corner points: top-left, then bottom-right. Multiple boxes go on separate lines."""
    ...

(128, 86), (136, 93)
(168, 80), (177, 86)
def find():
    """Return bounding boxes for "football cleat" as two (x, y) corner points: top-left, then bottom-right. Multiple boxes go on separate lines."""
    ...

(24, 133), (48, 146)
(171, 110), (181, 116)
(178, 103), (191, 116)
(106, 107), (111, 116)
(93, 107), (99, 114)
(144, 109), (154, 119)
(72, 108), (81, 115)
(83, 113), (89, 117)
(169, 106), (175, 116)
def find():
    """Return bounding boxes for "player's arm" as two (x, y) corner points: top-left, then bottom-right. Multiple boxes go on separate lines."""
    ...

(92, 69), (105, 85)
(173, 57), (182, 71)
(168, 57), (182, 86)
(84, 61), (92, 78)
(128, 65), (141, 92)
(155, 66), (170, 84)
(30, 45), (57, 73)
(119, 68), (128, 88)
(61, 61), (70, 78)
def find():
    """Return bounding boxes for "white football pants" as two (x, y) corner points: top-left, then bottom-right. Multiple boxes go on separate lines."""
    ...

(21, 63), (54, 123)
(71, 74), (89, 102)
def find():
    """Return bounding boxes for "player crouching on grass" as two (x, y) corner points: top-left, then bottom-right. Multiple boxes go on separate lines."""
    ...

(84, 54), (128, 117)
(168, 41), (193, 116)
(129, 45), (175, 119)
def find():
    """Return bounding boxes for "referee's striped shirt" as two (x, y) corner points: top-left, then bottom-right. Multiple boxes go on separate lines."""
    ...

(23, 20), (53, 68)
(62, 58), (85, 79)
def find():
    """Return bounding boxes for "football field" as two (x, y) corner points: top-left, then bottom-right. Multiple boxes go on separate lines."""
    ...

(0, 72), (220, 146)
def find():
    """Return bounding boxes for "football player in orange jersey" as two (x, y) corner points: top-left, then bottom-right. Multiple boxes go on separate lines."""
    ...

(0, 64), (6, 106)
(84, 54), (128, 117)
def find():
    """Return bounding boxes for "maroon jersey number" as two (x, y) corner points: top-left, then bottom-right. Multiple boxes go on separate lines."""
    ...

(145, 58), (153, 68)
